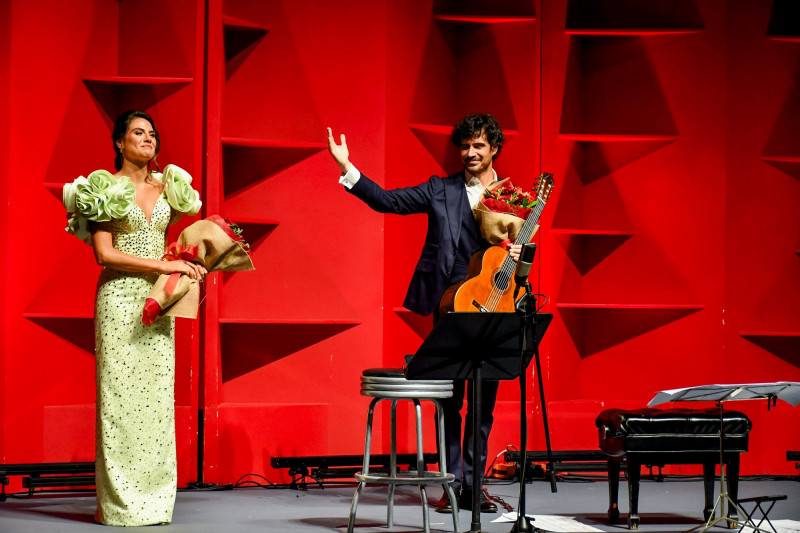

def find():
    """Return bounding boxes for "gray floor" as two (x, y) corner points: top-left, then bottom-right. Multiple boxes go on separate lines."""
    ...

(1, 478), (798, 532)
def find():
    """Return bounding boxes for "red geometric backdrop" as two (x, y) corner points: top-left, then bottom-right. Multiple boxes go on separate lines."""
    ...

(2, 0), (799, 492)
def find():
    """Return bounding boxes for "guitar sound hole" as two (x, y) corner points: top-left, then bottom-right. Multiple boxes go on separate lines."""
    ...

(492, 270), (509, 291)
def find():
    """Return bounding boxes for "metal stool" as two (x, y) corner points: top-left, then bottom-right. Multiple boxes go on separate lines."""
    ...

(347, 368), (459, 533)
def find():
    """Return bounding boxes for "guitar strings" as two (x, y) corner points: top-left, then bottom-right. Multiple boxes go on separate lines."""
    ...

(485, 199), (546, 311)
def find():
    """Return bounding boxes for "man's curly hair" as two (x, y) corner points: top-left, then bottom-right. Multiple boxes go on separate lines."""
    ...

(451, 113), (504, 159)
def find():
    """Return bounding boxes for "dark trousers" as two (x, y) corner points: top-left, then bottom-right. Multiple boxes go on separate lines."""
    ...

(441, 378), (499, 491)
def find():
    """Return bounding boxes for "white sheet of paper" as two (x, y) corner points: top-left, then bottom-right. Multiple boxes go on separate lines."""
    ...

(492, 512), (603, 532)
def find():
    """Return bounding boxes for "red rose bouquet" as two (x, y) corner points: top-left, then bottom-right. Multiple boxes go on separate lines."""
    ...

(473, 178), (540, 245)
(142, 215), (255, 326)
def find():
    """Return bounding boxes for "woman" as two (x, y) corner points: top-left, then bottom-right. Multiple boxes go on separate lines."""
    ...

(63, 110), (204, 526)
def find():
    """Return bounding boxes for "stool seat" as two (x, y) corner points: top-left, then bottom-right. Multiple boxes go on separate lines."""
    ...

(347, 368), (459, 533)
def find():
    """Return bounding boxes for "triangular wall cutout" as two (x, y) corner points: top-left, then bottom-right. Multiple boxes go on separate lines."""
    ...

(763, 64), (800, 158)
(433, 0), (536, 19)
(559, 36), (678, 136)
(762, 157), (800, 182)
(219, 321), (359, 382)
(222, 139), (326, 199)
(552, 230), (632, 275)
(409, 123), (518, 175)
(433, 15), (536, 24)
(394, 307), (433, 339)
(767, 0), (800, 39)
(223, 15), (269, 78)
(221, 219), (278, 282)
(83, 77), (192, 121)
(564, 136), (677, 184)
(26, 250), (100, 317)
(558, 304), (702, 357)
(741, 332), (800, 369)
(565, 0), (703, 33)
(25, 315), (95, 355)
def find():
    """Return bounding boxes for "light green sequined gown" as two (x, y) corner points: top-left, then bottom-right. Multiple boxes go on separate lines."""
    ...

(94, 194), (176, 526)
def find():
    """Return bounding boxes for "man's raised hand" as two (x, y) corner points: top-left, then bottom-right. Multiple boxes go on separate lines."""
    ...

(326, 127), (352, 174)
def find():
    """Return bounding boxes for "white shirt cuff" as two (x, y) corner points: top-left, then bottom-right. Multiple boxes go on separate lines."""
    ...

(339, 165), (361, 189)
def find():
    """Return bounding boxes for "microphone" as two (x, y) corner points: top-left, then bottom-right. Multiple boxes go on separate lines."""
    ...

(513, 243), (537, 298)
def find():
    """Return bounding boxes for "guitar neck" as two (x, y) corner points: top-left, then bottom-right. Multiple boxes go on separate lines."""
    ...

(496, 198), (547, 275)
(514, 198), (546, 246)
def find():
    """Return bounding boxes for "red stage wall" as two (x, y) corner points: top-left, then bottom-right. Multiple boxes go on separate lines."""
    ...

(2, 0), (799, 491)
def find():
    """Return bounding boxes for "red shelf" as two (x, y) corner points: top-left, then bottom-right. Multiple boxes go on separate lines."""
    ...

(559, 133), (678, 142)
(23, 311), (94, 319)
(23, 313), (96, 355)
(762, 155), (800, 163)
(565, 29), (702, 36)
(552, 229), (631, 236)
(393, 307), (433, 339)
(768, 36), (800, 42)
(221, 138), (327, 199)
(221, 138), (325, 149)
(217, 320), (360, 382)
(408, 123), (520, 174)
(433, 14), (536, 24)
(222, 15), (269, 76)
(740, 332), (800, 368)
(82, 76), (193, 119)
(761, 155), (800, 181)
(559, 134), (677, 184)
(222, 14), (268, 31)
(219, 318), (359, 324)
(552, 230), (633, 275)
(557, 304), (703, 357)
(558, 303), (702, 310)
(83, 76), (193, 85)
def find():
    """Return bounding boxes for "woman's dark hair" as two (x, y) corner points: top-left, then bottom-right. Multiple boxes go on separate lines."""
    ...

(451, 113), (504, 159)
(112, 110), (161, 172)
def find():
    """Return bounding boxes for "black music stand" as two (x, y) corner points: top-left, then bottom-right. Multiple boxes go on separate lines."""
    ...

(406, 312), (552, 533)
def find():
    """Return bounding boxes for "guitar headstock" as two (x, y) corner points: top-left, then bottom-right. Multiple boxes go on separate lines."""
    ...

(534, 173), (555, 202)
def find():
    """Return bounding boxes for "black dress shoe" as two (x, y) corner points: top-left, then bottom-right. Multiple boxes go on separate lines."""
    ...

(434, 488), (460, 513)
(458, 487), (498, 513)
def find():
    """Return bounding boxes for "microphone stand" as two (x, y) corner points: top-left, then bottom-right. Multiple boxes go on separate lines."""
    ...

(512, 282), (556, 533)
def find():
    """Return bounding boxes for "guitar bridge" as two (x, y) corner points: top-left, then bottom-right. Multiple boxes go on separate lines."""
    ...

(471, 300), (489, 312)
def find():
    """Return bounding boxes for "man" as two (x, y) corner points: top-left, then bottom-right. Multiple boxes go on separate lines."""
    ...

(327, 114), (520, 513)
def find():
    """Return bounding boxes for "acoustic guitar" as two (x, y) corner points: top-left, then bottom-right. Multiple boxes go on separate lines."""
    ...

(439, 173), (554, 314)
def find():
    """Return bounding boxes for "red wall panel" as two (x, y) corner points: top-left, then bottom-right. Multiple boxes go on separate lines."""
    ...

(1, 0), (10, 464)
(2, 0), (800, 489)
(2, 0), (204, 491)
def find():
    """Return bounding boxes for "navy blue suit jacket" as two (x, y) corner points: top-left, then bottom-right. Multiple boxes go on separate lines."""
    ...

(347, 171), (486, 316)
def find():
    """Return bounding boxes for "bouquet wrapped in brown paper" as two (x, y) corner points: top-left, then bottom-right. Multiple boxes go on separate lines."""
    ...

(142, 215), (255, 326)
(473, 177), (544, 246)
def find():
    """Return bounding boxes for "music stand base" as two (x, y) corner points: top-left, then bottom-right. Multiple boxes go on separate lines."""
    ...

(687, 492), (767, 533)
(510, 515), (534, 533)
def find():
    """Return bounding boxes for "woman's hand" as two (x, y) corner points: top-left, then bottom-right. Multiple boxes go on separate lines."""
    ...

(509, 244), (522, 262)
(162, 259), (207, 281)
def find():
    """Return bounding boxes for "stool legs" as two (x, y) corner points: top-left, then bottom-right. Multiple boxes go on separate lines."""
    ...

(434, 399), (460, 533)
(387, 400), (397, 527)
(348, 398), (379, 533)
(413, 400), (431, 533)
(349, 397), (458, 533)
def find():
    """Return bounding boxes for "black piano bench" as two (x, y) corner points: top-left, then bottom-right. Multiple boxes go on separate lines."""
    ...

(596, 407), (752, 530)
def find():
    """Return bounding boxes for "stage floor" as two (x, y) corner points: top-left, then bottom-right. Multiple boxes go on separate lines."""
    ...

(1, 477), (798, 532)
